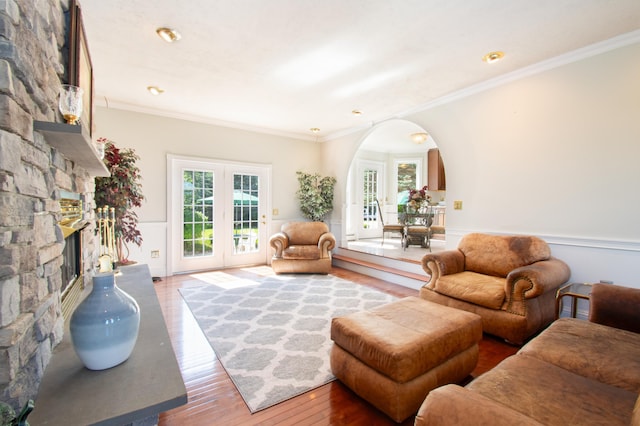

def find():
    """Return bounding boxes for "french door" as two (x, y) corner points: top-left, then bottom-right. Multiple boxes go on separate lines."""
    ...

(357, 160), (384, 239)
(168, 155), (270, 274)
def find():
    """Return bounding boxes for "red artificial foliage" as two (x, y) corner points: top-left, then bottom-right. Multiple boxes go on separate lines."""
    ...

(94, 139), (145, 251)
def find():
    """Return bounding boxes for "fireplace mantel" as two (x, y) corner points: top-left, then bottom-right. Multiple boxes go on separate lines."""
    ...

(34, 121), (110, 177)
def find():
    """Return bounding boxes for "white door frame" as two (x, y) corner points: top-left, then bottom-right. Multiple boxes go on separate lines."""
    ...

(356, 159), (385, 239)
(167, 154), (271, 275)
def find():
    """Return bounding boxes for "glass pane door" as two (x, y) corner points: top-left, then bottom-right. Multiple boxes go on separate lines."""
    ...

(183, 169), (214, 258)
(226, 168), (268, 267)
(170, 159), (224, 273)
(357, 160), (384, 239)
(232, 173), (259, 254)
(363, 168), (379, 230)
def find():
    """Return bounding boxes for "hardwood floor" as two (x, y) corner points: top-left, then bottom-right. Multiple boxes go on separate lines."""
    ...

(155, 266), (518, 426)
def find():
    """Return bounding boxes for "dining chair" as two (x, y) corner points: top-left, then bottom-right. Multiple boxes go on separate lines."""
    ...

(376, 199), (405, 245)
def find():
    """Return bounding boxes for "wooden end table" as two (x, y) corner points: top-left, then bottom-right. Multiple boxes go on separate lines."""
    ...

(555, 282), (593, 319)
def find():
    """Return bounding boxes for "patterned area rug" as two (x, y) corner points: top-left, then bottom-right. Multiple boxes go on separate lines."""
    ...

(179, 273), (396, 413)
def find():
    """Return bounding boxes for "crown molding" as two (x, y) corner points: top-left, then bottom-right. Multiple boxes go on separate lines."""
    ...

(324, 29), (640, 141)
(93, 98), (318, 142)
(398, 29), (640, 118)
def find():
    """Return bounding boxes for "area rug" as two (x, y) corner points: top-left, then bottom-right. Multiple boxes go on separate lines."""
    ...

(179, 273), (397, 412)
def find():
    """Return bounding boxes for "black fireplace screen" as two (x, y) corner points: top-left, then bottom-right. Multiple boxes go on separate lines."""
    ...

(61, 230), (80, 298)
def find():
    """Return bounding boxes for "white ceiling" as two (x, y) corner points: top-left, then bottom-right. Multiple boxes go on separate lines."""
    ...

(78, 0), (640, 144)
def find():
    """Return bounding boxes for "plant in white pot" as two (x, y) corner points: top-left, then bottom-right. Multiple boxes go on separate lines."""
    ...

(296, 171), (336, 222)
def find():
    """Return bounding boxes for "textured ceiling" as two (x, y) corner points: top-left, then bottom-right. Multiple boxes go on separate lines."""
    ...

(78, 0), (640, 143)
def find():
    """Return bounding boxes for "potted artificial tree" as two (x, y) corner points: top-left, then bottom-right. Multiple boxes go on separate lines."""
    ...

(94, 138), (145, 264)
(296, 171), (336, 222)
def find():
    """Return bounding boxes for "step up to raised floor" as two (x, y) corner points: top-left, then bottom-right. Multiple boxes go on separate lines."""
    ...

(332, 249), (428, 290)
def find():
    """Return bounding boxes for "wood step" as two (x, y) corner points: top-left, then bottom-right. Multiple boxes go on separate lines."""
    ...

(333, 254), (428, 290)
(333, 254), (426, 281)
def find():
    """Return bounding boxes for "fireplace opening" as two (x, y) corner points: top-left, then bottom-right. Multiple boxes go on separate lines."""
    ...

(59, 194), (88, 318)
(61, 230), (80, 296)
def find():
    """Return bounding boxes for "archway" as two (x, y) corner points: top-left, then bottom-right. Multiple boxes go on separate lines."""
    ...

(341, 119), (446, 259)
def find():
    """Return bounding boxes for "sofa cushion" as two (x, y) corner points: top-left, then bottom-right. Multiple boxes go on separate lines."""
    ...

(416, 384), (545, 426)
(467, 354), (637, 425)
(519, 318), (640, 393)
(458, 233), (550, 277)
(281, 221), (329, 245)
(434, 271), (505, 310)
(282, 245), (321, 260)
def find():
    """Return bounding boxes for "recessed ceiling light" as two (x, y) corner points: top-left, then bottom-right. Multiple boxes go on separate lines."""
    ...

(147, 86), (164, 95)
(156, 27), (181, 43)
(310, 128), (320, 133)
(482, 51), (504, 64)
(352, 109), (363, 116)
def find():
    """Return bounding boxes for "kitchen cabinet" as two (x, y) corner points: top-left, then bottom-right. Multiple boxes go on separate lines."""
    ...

(428, 148), (446, 190)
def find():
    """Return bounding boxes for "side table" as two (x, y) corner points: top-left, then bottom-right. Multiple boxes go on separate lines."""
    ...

(555, 282), (593, 319)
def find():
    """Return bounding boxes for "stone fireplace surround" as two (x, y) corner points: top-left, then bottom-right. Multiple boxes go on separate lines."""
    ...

(0, 0), (100, 409)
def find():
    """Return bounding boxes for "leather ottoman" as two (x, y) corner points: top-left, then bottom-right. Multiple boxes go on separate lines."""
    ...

(330, 296), (482, 422)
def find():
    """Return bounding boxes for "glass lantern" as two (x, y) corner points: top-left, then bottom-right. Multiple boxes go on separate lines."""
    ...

(58, 84), (84, 125)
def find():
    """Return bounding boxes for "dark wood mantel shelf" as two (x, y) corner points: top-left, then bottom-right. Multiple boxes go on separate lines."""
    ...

(33, 121), (110, 177)
(30, 264), (188, 425)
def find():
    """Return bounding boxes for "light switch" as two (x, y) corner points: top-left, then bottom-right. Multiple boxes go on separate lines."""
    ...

(453, 200), (463, 210)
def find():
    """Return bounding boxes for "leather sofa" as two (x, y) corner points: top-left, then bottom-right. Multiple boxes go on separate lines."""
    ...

(415, 283), (640, 425)
(269, 221), (336, 274)
(420, 233), (570, 344)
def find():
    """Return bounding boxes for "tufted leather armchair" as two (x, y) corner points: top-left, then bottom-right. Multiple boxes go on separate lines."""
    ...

(421, 233), (571, 344)
(269, 222), (336, 274)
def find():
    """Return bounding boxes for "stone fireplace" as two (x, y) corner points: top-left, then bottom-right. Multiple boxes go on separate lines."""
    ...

(0, 1), (101, 410)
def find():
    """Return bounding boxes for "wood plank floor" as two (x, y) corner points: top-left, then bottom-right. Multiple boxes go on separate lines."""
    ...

(155, 266), (518, 426)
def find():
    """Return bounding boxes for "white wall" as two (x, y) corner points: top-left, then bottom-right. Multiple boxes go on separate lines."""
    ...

(93, 108), (321, 268)
(412, 43), (640, 241)
(323, 41), (640, 287)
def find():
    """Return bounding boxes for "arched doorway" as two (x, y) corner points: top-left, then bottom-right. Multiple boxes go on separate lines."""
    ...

(341, 119), (446, 260)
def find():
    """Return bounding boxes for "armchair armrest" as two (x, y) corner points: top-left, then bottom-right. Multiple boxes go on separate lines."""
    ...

(415, 384), (544, 426)
(318, 232), (336, 258)
(505, 258), (570, 315)
(421, 250), (465, 289)
(589, 283), (640, 333)
(269, 232), (289, 258)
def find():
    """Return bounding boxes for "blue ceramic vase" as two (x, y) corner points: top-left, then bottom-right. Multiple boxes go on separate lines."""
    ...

(70, 272), (140, 370)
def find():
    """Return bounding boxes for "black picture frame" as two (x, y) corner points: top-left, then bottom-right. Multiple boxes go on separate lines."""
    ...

(68, 0), (94, 137)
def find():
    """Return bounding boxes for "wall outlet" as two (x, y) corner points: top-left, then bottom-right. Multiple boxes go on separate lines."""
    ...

(453, 200), (463, 210)
(151, 250), (160, 258)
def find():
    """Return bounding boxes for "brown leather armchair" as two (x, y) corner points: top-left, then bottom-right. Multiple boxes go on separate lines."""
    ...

(420, 233), (571, 344)
(269, 222), (336, 274)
